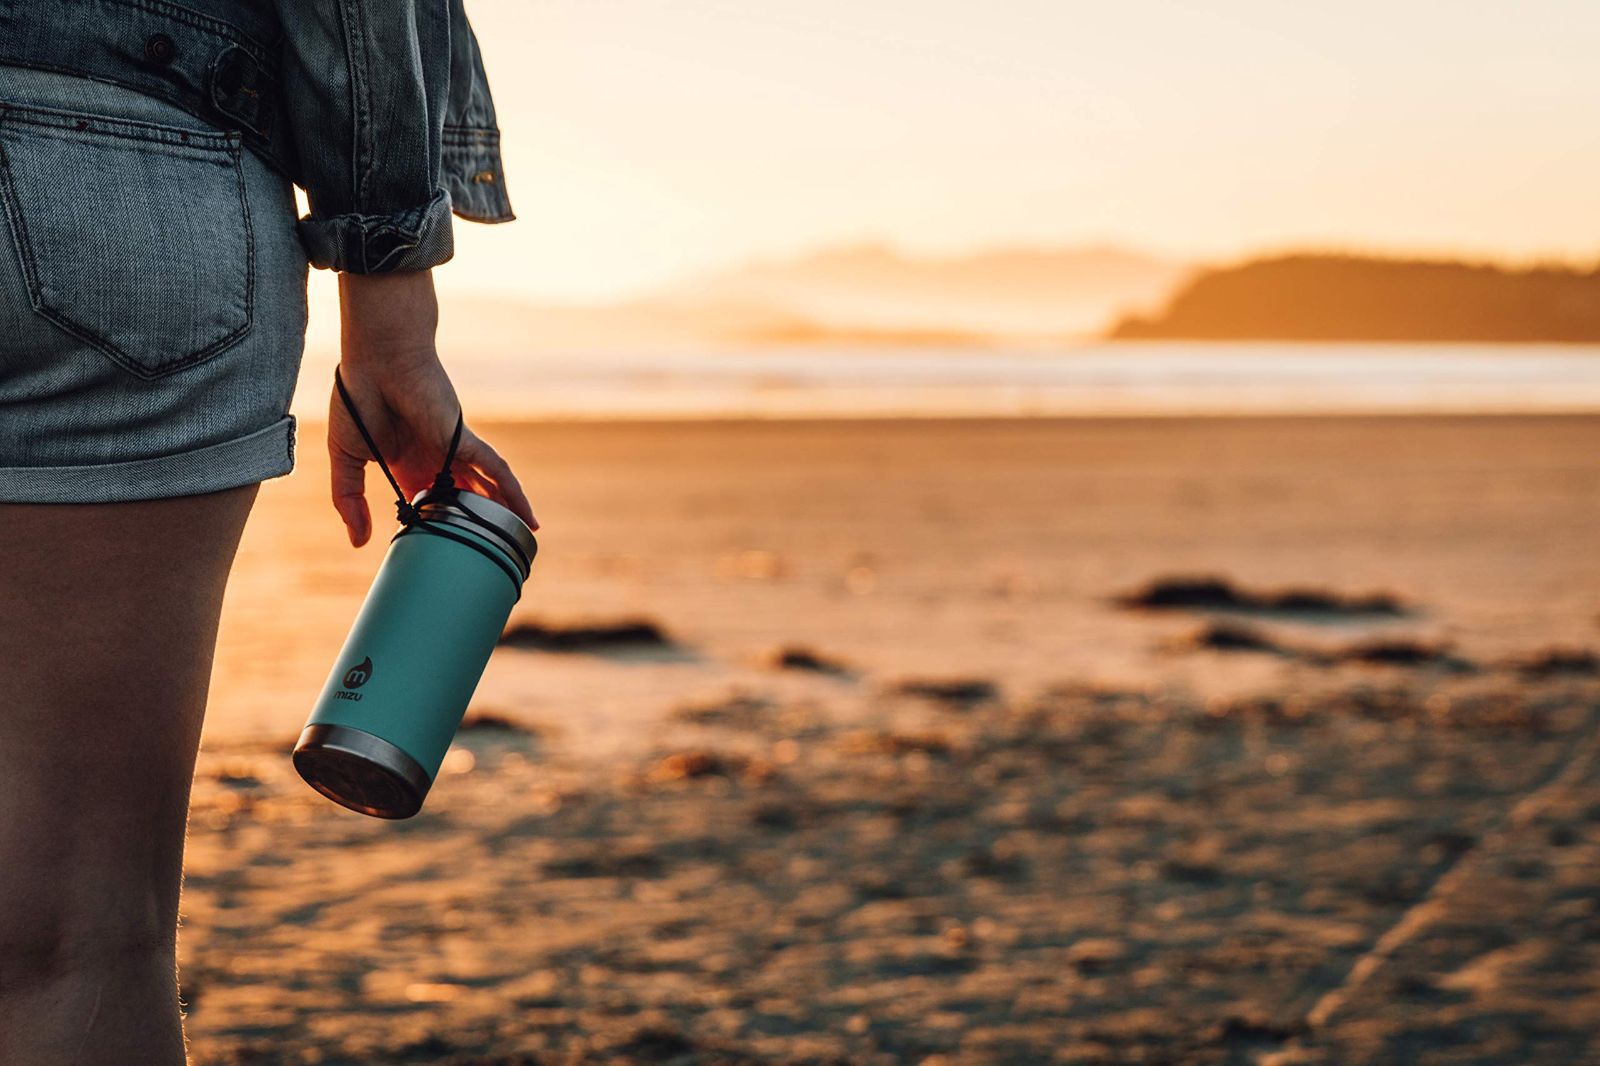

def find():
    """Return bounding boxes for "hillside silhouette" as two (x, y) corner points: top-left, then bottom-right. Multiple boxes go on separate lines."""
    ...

(1111, 253), (1600, 342)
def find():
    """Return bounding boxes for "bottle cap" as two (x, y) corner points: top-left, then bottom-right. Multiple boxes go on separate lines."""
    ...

(408, 486), (539, 581)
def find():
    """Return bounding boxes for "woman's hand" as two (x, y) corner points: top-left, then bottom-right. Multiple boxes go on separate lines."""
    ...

(329, 270), (537, 548)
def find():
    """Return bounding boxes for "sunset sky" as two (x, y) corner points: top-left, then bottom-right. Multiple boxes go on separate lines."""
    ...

(430, 1), (1599, 302)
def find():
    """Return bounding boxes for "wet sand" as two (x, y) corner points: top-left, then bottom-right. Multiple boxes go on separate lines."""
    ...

(186, 414), (1600, 1064)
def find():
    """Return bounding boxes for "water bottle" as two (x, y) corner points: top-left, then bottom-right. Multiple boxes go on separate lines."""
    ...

(292, 367), (538, 818)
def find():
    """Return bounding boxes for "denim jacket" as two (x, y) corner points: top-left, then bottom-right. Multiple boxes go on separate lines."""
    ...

(0, 0), (514, 273)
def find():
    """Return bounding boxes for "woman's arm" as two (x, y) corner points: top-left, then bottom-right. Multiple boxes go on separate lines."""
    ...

(272, 1), (533, 541)
(329, 270), (537, 547)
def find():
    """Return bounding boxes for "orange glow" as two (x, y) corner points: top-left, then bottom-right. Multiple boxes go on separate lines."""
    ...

(442, 1), (1600, 302)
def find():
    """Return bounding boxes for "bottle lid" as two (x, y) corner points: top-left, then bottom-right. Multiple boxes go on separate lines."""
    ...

(409, 486), (539, 580)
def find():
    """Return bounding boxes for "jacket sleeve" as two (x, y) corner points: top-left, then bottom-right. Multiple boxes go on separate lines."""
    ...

(274, 0), (514, 274)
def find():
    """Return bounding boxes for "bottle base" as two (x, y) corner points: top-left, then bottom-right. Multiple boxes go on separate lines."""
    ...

(293, 724), (433, 819)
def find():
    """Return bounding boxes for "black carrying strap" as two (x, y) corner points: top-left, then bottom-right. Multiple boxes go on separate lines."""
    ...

(334, 362), (463, 527)
(333, 364), (527, 597)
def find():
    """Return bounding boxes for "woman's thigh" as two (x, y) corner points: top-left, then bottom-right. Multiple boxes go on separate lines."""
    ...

(0, 485), (258, 967)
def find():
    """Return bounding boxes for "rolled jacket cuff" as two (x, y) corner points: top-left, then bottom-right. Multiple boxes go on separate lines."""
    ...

(297, 188), (456, 274)
(442, 126), (515, 223)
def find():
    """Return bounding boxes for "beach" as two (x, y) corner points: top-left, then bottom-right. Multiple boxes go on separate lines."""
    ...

(183, 413), (1600, 1064)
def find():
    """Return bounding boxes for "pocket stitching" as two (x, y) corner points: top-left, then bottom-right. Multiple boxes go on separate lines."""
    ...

(0, 109), (255, 381)
(1, 102), (238, 154)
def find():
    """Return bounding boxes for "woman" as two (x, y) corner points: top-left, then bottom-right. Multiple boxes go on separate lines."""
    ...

(0, 3), (535, 1061)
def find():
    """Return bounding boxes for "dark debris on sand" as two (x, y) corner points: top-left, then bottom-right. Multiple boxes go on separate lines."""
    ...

(1170, 623), (1479, 674)
(885, 676), (1000, 706)
(1170, 620), (1293, 655)
(1117, 574), (1408, 617)
(769, 644), (854, 676)
(1333, 637), (1474, 672)
(457, 709), (535, 733)
(1510, 646), (1600, 678)
(498, 617), (674, 653)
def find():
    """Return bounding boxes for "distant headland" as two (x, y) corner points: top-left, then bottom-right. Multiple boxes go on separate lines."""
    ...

(1110, 253), (1600, 343)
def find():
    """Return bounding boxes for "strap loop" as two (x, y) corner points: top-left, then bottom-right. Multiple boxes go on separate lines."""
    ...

(333, 363), (463, 527)
(332, 364), (524, 599)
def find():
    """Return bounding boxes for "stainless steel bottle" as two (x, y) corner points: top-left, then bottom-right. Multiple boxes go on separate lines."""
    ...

(293, 486), (537, 818)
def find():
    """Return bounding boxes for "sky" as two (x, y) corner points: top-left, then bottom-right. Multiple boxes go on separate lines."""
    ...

(433, 0), (1600, 302)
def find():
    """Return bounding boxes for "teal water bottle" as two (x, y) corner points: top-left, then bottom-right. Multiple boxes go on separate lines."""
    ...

(292, 368), (538, 819)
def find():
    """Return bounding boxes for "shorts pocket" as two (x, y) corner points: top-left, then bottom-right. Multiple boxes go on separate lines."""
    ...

(0, 102), (253, 380)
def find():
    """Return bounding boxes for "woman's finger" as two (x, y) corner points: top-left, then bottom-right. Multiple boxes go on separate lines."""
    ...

(329, 441), (371, 548)
(455, 431), (538, 530)
(440, 457), (499, 506)
(453, 466), (497, 502)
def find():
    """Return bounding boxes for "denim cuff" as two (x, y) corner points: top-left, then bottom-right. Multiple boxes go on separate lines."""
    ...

(442, 126), (515, 223)
(297, 188), (456, 274)
(0, 415), (297, 503)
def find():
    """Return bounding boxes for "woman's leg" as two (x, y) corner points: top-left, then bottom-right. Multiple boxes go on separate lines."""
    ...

(0, 483), (259, 1065)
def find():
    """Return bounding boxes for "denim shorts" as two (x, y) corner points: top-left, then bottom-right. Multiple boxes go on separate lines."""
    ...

(0, 63), (308, 503)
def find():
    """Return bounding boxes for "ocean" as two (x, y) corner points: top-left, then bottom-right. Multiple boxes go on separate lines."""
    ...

(292, 342), (1600, 421)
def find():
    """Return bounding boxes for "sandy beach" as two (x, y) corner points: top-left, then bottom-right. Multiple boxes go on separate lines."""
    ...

(183, 413), (1600, 1064)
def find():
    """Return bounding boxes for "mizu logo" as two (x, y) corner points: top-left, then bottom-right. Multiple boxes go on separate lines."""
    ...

(335, 655), (373, 701)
